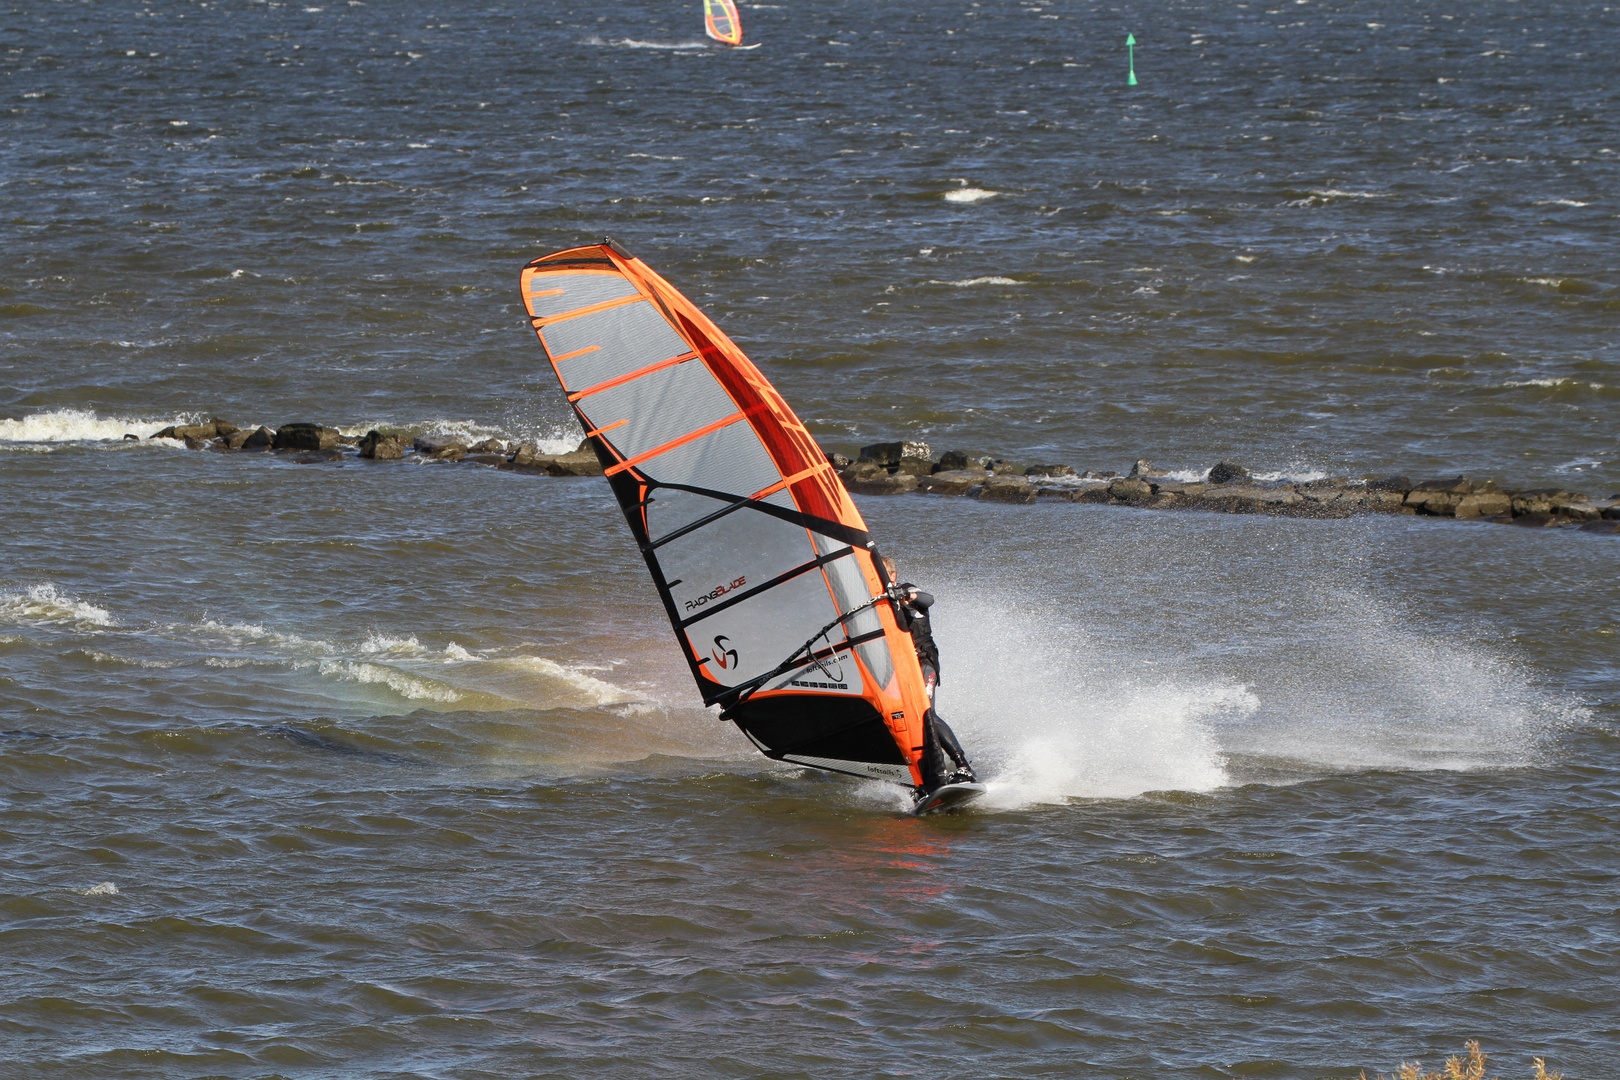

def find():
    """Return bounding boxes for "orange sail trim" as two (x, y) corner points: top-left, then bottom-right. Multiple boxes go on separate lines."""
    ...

(704, 0), (743, 45)
(519, 242), (933, 787)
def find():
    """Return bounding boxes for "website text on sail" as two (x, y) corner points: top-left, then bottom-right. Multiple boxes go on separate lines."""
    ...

(519, 241), (983, 812)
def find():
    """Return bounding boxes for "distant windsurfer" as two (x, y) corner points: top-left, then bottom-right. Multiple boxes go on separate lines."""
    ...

(882, 557), (978, 793)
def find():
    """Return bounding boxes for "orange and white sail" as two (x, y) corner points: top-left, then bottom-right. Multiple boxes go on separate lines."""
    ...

(519, 241), (933, 787)
(703, 0), (743, 46)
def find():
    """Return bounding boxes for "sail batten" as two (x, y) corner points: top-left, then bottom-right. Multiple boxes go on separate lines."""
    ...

(703, 0), (743, 45)
(520, 243), (933, 788)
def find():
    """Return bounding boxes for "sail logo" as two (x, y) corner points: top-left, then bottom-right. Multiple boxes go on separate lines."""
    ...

(712, 635), (739, 670)
(684, 575), (746, 612)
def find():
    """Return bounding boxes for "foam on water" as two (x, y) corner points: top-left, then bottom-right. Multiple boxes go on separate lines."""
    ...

(496, 654), (642, 706)
(935, 595), (1235, 808)
(1220, 588), (1579, 771)
(76, 882), (120, 896)
(313, 659), (465, 704)
(932, 276), (1024, 287)
(0, 584), (117, 628)
(943, 187), (999, 203)
(586, 35), (710, 50)
(931, 579), (1581, 809)
(0, 408), (196, 443)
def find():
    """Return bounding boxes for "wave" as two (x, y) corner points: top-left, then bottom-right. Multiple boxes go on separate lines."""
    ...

(0, 584), (117, 628)
(585, 35), (710, 50)
(0, 408), (196, 443)
(930, 276), (1024, 287)
(943, 187), (999, 204)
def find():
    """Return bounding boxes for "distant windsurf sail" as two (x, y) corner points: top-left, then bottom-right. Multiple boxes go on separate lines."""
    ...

(520, 241), (934, 787)
(703, 0), (743, 46)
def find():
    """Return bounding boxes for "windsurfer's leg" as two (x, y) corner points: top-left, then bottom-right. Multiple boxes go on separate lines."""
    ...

(920, 662), (938, 705)
(932, 713), (970, 771)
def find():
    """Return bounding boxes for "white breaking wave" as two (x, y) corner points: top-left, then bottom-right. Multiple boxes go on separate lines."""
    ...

(931, 276), (1024, 287)
(77, 882), (120, 896)
(360, 632), (427, 657)
(1503, 377), (1607, 391)
(497, 654), (641, 706)
(1155, 466), (1332, 484)
(0, 408), (196, 443)
(944, 187), (999, 203)
(586, 35), (709, 50)
(0, 585), (117, 628)
(201, 619), (335, 656)
(314, 659), (464, 703)
(1533, 198), (1590, 207)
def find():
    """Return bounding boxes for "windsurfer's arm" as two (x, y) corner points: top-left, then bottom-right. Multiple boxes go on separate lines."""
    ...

(909, 590), (934, 611)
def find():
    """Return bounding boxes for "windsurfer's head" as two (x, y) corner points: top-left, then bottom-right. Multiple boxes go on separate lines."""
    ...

(881, 556), (898, 581)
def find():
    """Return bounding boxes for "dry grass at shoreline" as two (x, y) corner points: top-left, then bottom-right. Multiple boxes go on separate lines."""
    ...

(1360, 1041), (1562, 1080)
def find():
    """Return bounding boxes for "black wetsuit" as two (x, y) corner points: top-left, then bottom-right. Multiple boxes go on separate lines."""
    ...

(892, 582), (973, 789)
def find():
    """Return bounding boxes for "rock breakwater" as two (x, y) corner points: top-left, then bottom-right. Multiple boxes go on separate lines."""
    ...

(143, 423), (1619, 535)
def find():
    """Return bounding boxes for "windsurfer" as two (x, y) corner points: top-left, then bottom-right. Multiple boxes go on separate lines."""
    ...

(881, 557), (978, 792)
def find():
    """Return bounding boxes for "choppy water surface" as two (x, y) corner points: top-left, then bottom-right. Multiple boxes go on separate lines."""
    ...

(3, 1), (1617, 1077)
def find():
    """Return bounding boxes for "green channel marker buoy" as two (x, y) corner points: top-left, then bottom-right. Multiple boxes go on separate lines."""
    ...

(1126, 33), (1138, 85)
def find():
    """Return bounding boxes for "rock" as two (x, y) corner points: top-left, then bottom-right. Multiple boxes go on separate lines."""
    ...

(123, 433), (138, 441)
(466, 454), (505, 466)
(1365, 490), (1408, 511)
(1604, 505), (1620, 521)
(1511, 488), (1595, 519)
(183, 436), (206, 450)
(841, 461), (887, 483)
(223, 429), (252, 450)
(293, 449), (344, 464)
(508, 443), (538, 466)
(1108, 477), (1153, 503)
(210, 418), (240, 439)
(1366, 475), (1413, 493)
(916, 469), (986, 496)
(1081, 470), (1119, 480)
(1405, 477), (1475, 516)
(153, 419), (230, 441)
(990, 461), (1025, 475)
(544, 449), (604, 476)
(1578, 520), (1620, 534)
(1147, 479), (1208, 510)
(238, 425), (274, 451)
(413, 435), (468, 457)
(274, 422), (342, 451)
(468, 438), (504, 454)
(978, 476), (1037, 504)
(843, 472), (919, 496)
(1207, 461), (1250, 484)
(937, 450), (992, 472)
(359, 430), (405, 460)
(1454, 491), (1512, 519)
(894, 455), (936, 477)
(861, 440), (930, 466)
(1200, 484), (1301, 514)
(825, 450), (852, 469)
(1072, 485), (1116, 504)
(428, 446), (466, 462)
(1510, 513), (1558, 528)
(1126, 459), (1165, 479)
(1025, 464), (1075, 477)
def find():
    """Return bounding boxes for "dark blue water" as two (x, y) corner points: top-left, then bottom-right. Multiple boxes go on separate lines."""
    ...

(2, 1), (1616, 1076)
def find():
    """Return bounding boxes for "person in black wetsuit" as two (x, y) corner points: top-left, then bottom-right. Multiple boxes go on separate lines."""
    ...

(881, 557), (977, 791)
